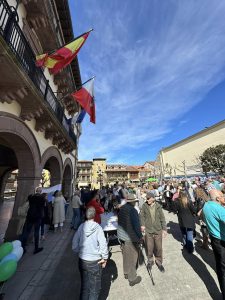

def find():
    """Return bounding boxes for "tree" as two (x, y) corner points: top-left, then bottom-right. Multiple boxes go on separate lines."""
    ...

(200, 144), (225, 175)
(41, 169), (51, 187)
(164, 163), (173, 178)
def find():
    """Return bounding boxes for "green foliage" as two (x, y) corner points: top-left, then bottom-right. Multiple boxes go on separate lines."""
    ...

(200, 144), (225, 175)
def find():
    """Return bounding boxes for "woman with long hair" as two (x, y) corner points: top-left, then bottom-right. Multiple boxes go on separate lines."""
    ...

(174, 191), (197, 253)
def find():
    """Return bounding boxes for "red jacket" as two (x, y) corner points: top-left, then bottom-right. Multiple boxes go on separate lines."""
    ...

(86, 199), (104, 224)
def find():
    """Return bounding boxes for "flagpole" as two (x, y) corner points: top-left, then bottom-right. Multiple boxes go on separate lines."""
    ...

(58, 76), (95, 103)
(47, 29), (93, 55)
(80, 76), (95, 87)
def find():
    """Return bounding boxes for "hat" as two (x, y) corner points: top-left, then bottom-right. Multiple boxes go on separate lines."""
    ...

(126, 193), (138, 202)
(146, 192), (155, 199)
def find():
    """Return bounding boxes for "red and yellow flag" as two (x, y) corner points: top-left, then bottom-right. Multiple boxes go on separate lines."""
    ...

(36, 31), (91, 75)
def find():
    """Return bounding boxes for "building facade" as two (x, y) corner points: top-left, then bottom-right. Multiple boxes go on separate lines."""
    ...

(106, 164), (128, 184)
(92, 158), (107, 189)
(157, 119), (225, 178)
(137, 161), (157, 183)
(77, 159), (160, 188)
(77, 160), (93, 188)
(0, 0), (83, 239)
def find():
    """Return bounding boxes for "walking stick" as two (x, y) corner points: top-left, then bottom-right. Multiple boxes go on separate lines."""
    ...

(139, 242), (155, 286)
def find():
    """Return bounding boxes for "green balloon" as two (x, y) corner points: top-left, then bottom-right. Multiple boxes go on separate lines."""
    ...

(0, 243), (13, 260)
(0, 260), (17, 282)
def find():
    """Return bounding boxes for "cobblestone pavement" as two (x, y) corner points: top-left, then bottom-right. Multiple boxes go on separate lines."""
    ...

(2, 209), (222, 300)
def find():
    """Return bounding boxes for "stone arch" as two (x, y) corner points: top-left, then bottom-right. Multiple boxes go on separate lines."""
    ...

(41, 146), (63, 185)
(62, 158), (73, 198)
(0, 113), (42, 239)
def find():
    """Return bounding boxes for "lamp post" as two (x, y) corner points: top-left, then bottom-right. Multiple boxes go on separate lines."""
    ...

(97, 169), (104, 189)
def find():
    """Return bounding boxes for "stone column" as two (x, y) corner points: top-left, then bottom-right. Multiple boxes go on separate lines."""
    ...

(4, 176), (41, 241)
(62, 178), (72, 198)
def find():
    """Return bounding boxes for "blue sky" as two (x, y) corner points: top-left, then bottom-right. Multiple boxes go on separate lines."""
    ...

(69, 0), (225, 165)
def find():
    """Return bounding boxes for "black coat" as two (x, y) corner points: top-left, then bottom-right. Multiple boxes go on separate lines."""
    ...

(27, 193), (45, 221)
(174, 201), (197, 229)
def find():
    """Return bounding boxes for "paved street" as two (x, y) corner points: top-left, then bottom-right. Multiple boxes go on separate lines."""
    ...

(2, 209), (222, 300)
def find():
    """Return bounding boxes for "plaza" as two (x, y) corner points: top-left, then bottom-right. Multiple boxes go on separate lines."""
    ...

(1, 210), (220, 300)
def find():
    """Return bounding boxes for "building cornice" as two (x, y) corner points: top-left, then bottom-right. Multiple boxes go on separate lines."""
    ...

(161, 119), (225, 153)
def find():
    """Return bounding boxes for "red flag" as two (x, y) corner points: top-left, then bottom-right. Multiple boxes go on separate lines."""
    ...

(36, 30), (91, 75)
(72, 78), (96, 124)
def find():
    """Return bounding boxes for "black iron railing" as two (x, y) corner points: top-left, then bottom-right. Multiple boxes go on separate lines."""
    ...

(0, 0), (77, 145)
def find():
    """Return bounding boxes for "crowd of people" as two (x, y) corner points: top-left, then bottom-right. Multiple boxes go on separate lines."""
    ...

(71, 176), (225, 299)
(16, 176), (225, 299)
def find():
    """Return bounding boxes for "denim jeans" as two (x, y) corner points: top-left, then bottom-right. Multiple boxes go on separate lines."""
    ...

(21, 219), (41, 250)
(79, 259), (102, 300)
(210, 235), (225, 298)
(180, 227), (194, 253)
(71, 208), (81, 230)
(41, 218), (45, 236)
(65, 203), (69, 216)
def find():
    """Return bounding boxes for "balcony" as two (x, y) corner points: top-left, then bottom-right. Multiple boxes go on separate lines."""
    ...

(0, 0), (77, 153)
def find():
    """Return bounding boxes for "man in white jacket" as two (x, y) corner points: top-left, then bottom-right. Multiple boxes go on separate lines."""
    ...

(72, 207), (108, 300)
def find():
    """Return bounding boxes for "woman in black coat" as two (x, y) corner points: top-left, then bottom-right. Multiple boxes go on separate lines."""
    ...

(174, 191), (197, 253)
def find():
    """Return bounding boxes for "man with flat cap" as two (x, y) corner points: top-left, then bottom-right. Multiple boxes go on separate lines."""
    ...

(140, 191), (167, 272)
(118, 193), (142, 286)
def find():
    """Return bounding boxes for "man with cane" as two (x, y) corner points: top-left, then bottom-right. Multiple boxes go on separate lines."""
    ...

(140, 192), (167, 272)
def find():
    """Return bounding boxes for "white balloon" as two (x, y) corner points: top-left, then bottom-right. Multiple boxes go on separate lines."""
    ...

(12, 240), (22, 249)
(11, 246), (23, 261)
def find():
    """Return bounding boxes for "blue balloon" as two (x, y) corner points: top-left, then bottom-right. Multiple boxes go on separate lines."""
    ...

(0, 253), (17, 265)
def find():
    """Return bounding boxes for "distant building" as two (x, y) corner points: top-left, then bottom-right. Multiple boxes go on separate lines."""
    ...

(77, 159), (159, 187)
(157, 119), (225, 178)
(106, 164), (129, 184)
(137, 161), (157, 183)
(92, 158), (107, 189)
(77, 161), (93, 188)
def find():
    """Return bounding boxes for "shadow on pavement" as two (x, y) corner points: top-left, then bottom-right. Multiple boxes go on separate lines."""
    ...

(99, 258), (118, 300)
(40, 243), (118, 300)
(194, 241), (217, 272)
(182, 249), (222, 300)
(40, 243), (80, 300)
(167, 220), (182, 243)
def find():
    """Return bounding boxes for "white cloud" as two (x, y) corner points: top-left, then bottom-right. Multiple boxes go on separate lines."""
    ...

(73, 0), (225, 163)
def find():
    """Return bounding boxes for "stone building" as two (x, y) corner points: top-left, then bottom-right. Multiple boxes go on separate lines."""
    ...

(0, 0), (83, 239)
(77, 160), (93, 188)
(137, 161), (157, 183)
(92, 158), (107, 189)
(105, 164), (140, 185)
(105, 164), (128, 184)
(157, 119), (225, 178)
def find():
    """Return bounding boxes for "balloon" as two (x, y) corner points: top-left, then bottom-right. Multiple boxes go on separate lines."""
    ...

(0, 260), (17, 282)
(0, 253), (17, 265)
(11, 246), (23, 261)
(0, 243), (13, 260)
(12, 240), (21, 249)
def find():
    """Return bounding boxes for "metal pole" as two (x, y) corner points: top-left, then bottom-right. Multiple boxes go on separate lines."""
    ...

(48, 29), (94, 56)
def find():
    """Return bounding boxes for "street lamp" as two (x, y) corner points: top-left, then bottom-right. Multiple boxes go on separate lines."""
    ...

(97, 169), (104, 189)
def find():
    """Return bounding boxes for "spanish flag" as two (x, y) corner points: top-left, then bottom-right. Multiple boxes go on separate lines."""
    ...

(36, 30), (91, 75)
